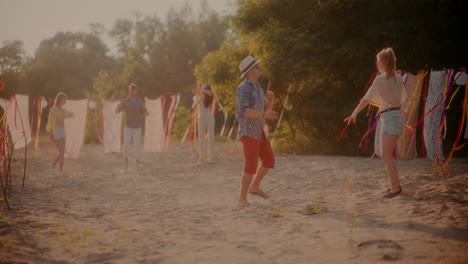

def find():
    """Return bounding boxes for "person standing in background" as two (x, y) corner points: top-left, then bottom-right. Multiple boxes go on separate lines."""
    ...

(192, 84), (216, 164)
(115, 83), (149, 165)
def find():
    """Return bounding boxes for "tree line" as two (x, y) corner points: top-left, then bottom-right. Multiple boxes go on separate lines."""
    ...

(1, 0), (466, 156)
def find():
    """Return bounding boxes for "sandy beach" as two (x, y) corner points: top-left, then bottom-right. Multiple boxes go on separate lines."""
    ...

(1, 141), (467, 264)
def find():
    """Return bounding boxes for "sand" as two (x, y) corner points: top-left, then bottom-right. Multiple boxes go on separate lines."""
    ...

(1, 141), (467, 264)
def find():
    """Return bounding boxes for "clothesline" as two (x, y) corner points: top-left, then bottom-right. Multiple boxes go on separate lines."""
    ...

(338, 69), (467, 165)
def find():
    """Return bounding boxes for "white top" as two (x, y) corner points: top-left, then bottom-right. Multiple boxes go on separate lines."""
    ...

(363, 73), (407, 112)
(192, 95), (212, 112)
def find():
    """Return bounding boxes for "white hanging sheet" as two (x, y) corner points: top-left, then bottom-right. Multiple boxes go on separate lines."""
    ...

(0, 95), (32, 150)
(64, 99), (88, 158)
(144, 97), (164, 152)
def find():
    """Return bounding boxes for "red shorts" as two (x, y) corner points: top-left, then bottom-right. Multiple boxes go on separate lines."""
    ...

(240, 135), (275, 174)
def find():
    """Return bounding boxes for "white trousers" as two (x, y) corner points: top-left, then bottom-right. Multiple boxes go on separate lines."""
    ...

(198, 111), (215, 161)
(123, 126), (142, 160)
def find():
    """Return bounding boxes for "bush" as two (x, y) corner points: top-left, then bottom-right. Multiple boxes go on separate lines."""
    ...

(171, 105), (192, 141)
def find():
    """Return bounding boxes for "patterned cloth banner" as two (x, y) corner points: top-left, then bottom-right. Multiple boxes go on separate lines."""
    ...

(0, 95), (32, 150)
(102, 100), (121, 153)
(64, 99), (88, 158)
(423, 71), (447, 162)
(144, 97), (164, 152)
(397, 71), (426, 160)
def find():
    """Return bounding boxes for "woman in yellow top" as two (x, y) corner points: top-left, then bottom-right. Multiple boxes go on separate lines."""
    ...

(345, 47), (406, 198)
(46, 92), (74, 176)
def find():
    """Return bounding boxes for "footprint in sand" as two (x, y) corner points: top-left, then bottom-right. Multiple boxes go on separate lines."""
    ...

(356, 239), (404, 261)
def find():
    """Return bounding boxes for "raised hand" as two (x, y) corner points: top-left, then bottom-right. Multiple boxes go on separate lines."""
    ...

(265, 91), (274, 101)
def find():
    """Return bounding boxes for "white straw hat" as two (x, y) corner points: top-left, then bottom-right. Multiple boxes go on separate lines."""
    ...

(239, 56), (261, 79)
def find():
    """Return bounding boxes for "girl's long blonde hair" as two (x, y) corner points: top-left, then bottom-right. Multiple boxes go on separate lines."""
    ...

(377, 47), (397, 79)
(54, 92), (67, 106)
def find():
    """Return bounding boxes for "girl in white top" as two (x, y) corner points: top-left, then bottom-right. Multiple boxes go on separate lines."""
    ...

(345, 47), (406, 198)
(192, 84), (215, 163)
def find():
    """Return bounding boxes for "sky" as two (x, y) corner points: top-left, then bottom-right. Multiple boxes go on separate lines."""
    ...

(0, 0), (235, 56)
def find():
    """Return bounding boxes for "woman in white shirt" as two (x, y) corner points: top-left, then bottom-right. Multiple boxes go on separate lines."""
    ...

(192, 84), (215, 163)
(345, 47), (406, 198)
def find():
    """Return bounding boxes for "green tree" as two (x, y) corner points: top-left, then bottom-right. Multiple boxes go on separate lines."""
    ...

(0, 40), (25, 97)
(196, 0), (467, 155)
(20, 31), (112, 98)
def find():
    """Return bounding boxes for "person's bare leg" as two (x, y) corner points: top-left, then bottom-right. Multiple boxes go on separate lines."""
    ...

(381, 134), (400, 192)
(51, 155), (60, 169)
(239, 172), (254, 205)
(249, 165), (269, 193)
(52, 138), (64, 169)
(57, 138), (66, 172)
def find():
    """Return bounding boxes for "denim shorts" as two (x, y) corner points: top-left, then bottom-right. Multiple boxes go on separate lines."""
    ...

(381, 110), (405, 135)
(53, 126), (66, 139)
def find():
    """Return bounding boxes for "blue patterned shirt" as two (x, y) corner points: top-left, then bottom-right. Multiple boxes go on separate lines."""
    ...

(236, 78), (267, 140)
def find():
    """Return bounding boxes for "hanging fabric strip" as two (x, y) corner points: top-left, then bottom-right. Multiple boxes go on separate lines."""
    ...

(362, 111), (382, 154)
(338, 71), (378, 141)
(191, 106), (199, 153)
(273, 84), (292, 134)
(64, 99), (88, 158)
(363, 106), (376, 154)
(420, 74), (430, 157)
(434, 69), (455, 161)
(443, 84), (468, 163)
(165, 95), (180, 151)
(298, 97), (314, 121)
(220, 112), (228, 136)
(164, 95), (177, 151)
(271, 83), (292, 146)
(95, 103), (103, 144)
(181, 124), (190, 144)
(227, 117), (236, 140)
(160, 96), (167, 147)
(29, 97), (36, 134)
(35, 96), (43, 156)
(211, 87), (228, 136)
(465, 106), (468, 140)
(102, 100), (121, 153)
